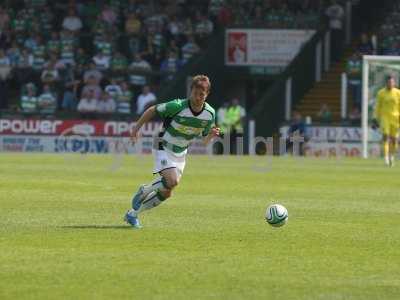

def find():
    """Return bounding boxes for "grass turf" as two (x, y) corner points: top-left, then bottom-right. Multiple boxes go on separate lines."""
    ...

(0, 153), (399, 299)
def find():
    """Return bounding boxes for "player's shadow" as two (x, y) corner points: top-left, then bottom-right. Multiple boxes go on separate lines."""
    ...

(61, 225), (130, 230)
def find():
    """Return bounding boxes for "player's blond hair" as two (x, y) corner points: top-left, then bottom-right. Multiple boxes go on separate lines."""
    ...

(191, 75), (211, 92)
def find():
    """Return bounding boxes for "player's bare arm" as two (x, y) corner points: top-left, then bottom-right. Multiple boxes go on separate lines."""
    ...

(131, 105), (157, 143)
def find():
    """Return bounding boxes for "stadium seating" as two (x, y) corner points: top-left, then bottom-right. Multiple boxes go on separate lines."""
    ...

(0, 0), (324, 118)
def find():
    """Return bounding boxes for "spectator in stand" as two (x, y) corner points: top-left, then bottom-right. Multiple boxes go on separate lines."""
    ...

(194, 12), (214, 46)
(32, 35), (47, 72)
(181, 35), (200, 64)
(93, 51), (110, 71)
(125, 12), (142, 36)
(59, 30), (76, 66)
(101, 4), (118, 27)
(14, 48), (34, 84)
(40, 6), (55, 37)
(358, 33), (374, 55)
(317, 103), (333, 124)
(117, 81), (132, 114)
(62, 75), (79, 111)
(82, 75), (102, 99)
(129, 53), (152, 94)
(83, 62), (103, 84)
(209, 0), (225, 23)
(47, 31), (61, 55)
(348, 105), (361, 125)
(94, 34), (113, 59)
(346, 52), (362, 107)
(287, 111), (307, 155)
(218, 3), (233, 27)
(182, 17), (194, 37)
(136, 85), (157, 115)
(24, 32), (37, 51)
(0, 6), (10, 30)
(97, 91), (116, 114)
(11, 10), (29, 45)
(20, 83), (37, 113)
(7, 40), (21, 67)
(0, 27), (12, 48)
(325, 0), (344, 62)
(45, 53), (66, 71)
(0, 49), (11, 81)
(168, 39), (180, 56)
(77, 90), (98, 114)
(75, 47), (89, 74)
(160, 51), (182, 81)
(41, 62), (60, 86)
(37, 84), (57, 114)
(105, 78), (122, 101)
(110, 51), (128, 81)
(62, 8), (83, 32)
(167, 15), (182, 40)
(126, 0), (144, 14)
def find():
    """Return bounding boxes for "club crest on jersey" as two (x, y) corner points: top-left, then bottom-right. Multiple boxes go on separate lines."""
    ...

(201, 120), (207, 127)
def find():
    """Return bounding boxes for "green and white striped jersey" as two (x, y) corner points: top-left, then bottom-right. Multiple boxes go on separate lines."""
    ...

(155, 98), (215, 156)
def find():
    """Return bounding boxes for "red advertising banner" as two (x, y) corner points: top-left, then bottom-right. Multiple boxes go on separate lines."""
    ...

(0, 119), (161, 137)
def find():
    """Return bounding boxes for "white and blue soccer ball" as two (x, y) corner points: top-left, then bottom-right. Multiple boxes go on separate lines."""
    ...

(265, 204), (288, 227)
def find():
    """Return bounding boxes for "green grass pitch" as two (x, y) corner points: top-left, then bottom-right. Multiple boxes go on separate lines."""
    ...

(1, 153), (400, 299)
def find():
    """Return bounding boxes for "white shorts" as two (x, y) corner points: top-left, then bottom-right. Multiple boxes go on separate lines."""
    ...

(153, 150), (186, 175)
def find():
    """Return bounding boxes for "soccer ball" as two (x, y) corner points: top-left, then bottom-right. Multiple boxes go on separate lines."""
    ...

(265, 204), (288, 227)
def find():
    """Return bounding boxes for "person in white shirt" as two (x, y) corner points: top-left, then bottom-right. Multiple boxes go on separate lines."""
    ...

(105, 79), (122, 100)
(77, 91), (98, 113)
(93, 52), (110, 70)
(136, 85), (156, 115)
(83, 63), (103, 83)
(325, 0), (345, 61)
(97, 92), (116, 113)
(81, 76), (102, 99)
(62, 9), (83, 32)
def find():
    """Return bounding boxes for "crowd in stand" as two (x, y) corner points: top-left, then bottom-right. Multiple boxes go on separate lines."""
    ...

(0, 0), (214, 114)
(0, 0), (326, 115)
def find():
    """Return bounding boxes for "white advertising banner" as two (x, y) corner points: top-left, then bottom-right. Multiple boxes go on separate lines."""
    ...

(280, 125), (382, 157)
(0, 119), (209, 154)
(304, 142), (381, 157)
(225, 29), (315, 67)
(280, 126), (382, 142)
(0, 135), (209, 155)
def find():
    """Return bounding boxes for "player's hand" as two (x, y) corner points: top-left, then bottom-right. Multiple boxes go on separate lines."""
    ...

(210, 127), (220, 137)
(130, 127), (141, 144)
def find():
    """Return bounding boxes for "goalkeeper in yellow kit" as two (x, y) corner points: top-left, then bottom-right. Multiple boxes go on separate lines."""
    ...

(374, 76), (400, 166)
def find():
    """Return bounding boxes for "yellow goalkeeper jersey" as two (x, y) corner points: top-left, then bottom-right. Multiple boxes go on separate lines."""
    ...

(374, 87), (400, 120)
